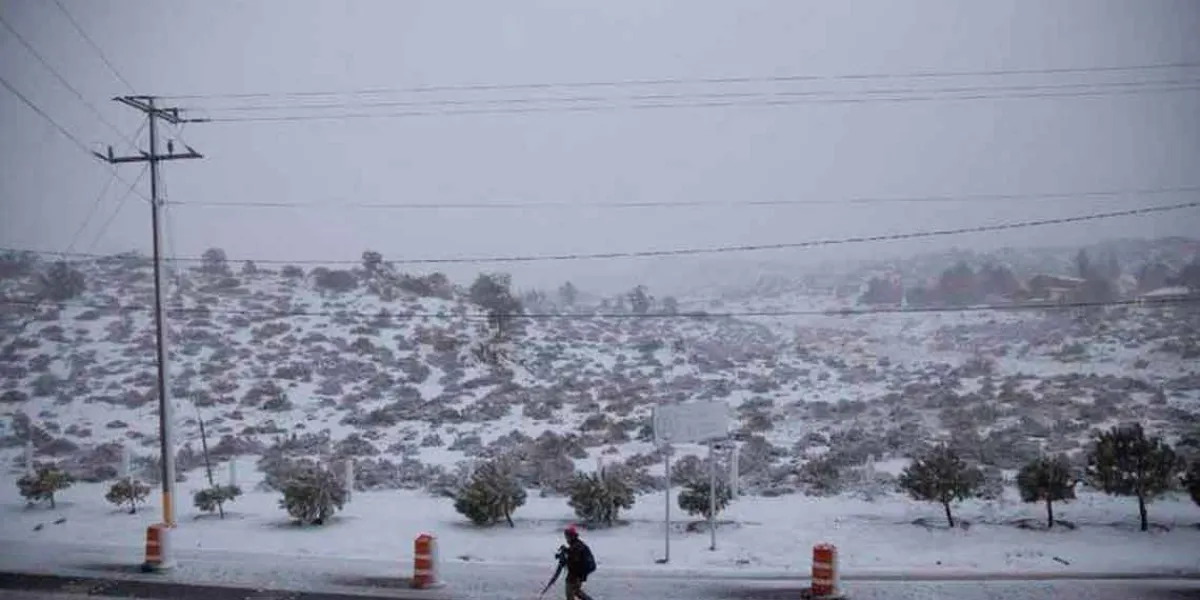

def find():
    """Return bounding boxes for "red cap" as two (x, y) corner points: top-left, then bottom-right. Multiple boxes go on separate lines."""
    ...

(564, 524), (578, 536)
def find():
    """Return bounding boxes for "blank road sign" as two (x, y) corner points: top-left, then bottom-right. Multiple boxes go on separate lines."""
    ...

(653, 401), (730, 445)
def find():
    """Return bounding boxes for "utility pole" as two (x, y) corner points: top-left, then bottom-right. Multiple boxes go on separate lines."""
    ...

(94, 96), (204, 531)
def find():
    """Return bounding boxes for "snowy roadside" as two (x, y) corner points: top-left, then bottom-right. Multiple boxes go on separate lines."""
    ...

(3, 472), (1199, 581)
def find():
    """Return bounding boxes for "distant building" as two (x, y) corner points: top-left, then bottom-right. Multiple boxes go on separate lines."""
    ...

(1027, 274), (1085, 302)
(1136, 285), (1196, 306)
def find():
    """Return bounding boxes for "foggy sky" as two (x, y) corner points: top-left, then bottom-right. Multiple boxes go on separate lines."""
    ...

(1, 0), (1198, 295)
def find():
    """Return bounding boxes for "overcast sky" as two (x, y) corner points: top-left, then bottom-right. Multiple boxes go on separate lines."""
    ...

(1, 0), (1198, 294)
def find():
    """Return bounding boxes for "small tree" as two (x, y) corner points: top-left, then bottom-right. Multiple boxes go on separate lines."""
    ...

(194, 484), (243, 517)
(38, 261), (86, 301)
(898, 444), (982, 528)
(105, 479), (151, 514)
(201, 248), (229, 275)
(627, 285), (652, 315)
(361, 250), (383, 274)
(1184, 460), (1200, 507)
(314, 269), (358, 293)
(677, 478), (732, 520)
(278, 461), (347, 526)
(1016, 455), (1076, 528)
(471, 273), (523, 335)
(558, 281), (578, 307)
(660, 296), (679, 315)
(453, 460), (527, 527)
(17, 464), (74, 509)
(1086, 423), (1180, 532)
(568, 467), (635, 527)
(798, 456), (842, 497)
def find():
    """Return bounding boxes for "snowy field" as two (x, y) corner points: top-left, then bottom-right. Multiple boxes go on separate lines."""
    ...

(2, 465), (1198, 580)
(3, 247), (1199, 592)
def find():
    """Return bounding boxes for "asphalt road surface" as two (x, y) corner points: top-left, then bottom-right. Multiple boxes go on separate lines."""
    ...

(3, 542), (1199, 600)
(3, 572), (1200, 600)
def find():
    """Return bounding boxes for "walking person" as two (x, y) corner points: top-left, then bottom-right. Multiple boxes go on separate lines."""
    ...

(540, 525), (597, 600)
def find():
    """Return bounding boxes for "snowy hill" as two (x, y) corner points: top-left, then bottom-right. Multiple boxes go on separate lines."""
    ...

(2, 249), (1199, 489)
(1, 246), (1198, 577)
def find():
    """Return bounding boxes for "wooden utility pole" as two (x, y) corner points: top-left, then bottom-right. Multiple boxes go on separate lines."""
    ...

(94, 96), (204, 531)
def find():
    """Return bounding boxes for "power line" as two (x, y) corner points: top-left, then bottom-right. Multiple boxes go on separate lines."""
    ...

(0, 72), (99, 158)
(84, 165), (149, 254)
(63, 172), (117, 255)
(64, 120), (147, 255)
(0, 13), (135, 149)
(161, 60), (1200, 100)
(0, 295), (1196, 322)
(186, 77), (1200, 113)
(200, 83), (1200, 123)
(50, 0), (135, 92)
(174, 185), (1200, 211)
(0, 73), (153, 204)
(2, 201), (1196, 266)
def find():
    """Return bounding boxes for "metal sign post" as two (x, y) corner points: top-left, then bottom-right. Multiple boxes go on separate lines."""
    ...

(730, 442), (740, 497)
(708, 441), (717, 551)
(652, 401), (731, 563)
(663, 443), (671, 563)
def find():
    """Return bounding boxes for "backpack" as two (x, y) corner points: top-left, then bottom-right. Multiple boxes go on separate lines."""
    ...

(582, 544), (597, 575)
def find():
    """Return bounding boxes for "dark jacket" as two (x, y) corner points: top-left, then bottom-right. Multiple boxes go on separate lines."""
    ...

(561, 539), (594, 580)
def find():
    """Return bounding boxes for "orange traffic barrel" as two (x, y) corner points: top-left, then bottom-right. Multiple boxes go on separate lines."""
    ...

(141, 523), (173, 572)
(810, 543), (839, 598)
(411, 533), (443, 589)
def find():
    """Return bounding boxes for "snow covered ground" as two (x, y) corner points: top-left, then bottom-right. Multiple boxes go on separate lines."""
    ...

(3, 465), (1197, 581)
(3, 248), (1199, 596)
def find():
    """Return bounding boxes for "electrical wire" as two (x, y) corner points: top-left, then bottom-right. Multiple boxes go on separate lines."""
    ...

(0, 296), (1195, 322)
(83, 165), (149, 254)
(63, 120), (147, 256)
(160, 60), (1200, 100)
(200, 83), (1200, 123)
(160, 163), (185, 289)
(2, 201), (1194, 266)
(185, 77), (1200, 114)
(0, 12), (136, 150)
(172, 184), (1200, 211)
(0, 72), (99, 159)
(50, 0), (135, 92)
(62, 173), (117, 255)
(0, 73), (152, 204)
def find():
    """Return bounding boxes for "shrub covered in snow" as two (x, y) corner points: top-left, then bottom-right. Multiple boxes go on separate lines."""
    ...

(898, 444), (982, 528)
(1016, 455), (1077, 528)
(105, 479), (151, 514)
(194, 484), (242, 516)
(1184, 460), (1200, 506)
(17, 464), (73, 509)
(278, 460), (347, 526)
(1085, 423), (1180, 531)
(677, 478), (732, 520)
(38, 261), (86, 301)
(798, 456), (842, 497)
(453, 460), (527, 527)
(568, 467), (635, 527)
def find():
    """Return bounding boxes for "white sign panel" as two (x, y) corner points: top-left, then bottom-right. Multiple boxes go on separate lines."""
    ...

(653, 401), (730, 445)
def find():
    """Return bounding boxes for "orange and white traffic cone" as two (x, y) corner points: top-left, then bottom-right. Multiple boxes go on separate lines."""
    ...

(411, 533), (444, 589)
(809, 543), (843, 599)
(141, 523), (173, 572)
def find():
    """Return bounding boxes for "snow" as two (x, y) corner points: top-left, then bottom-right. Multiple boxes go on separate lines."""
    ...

(3, 252), (1199, 593)
(2, 466), (1197, 581)
(1140, 286), (1193, 298)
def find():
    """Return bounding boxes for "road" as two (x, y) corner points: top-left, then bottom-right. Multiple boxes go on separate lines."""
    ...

(2, 541), (1199, 600)
(2, 573), (1200, 600)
